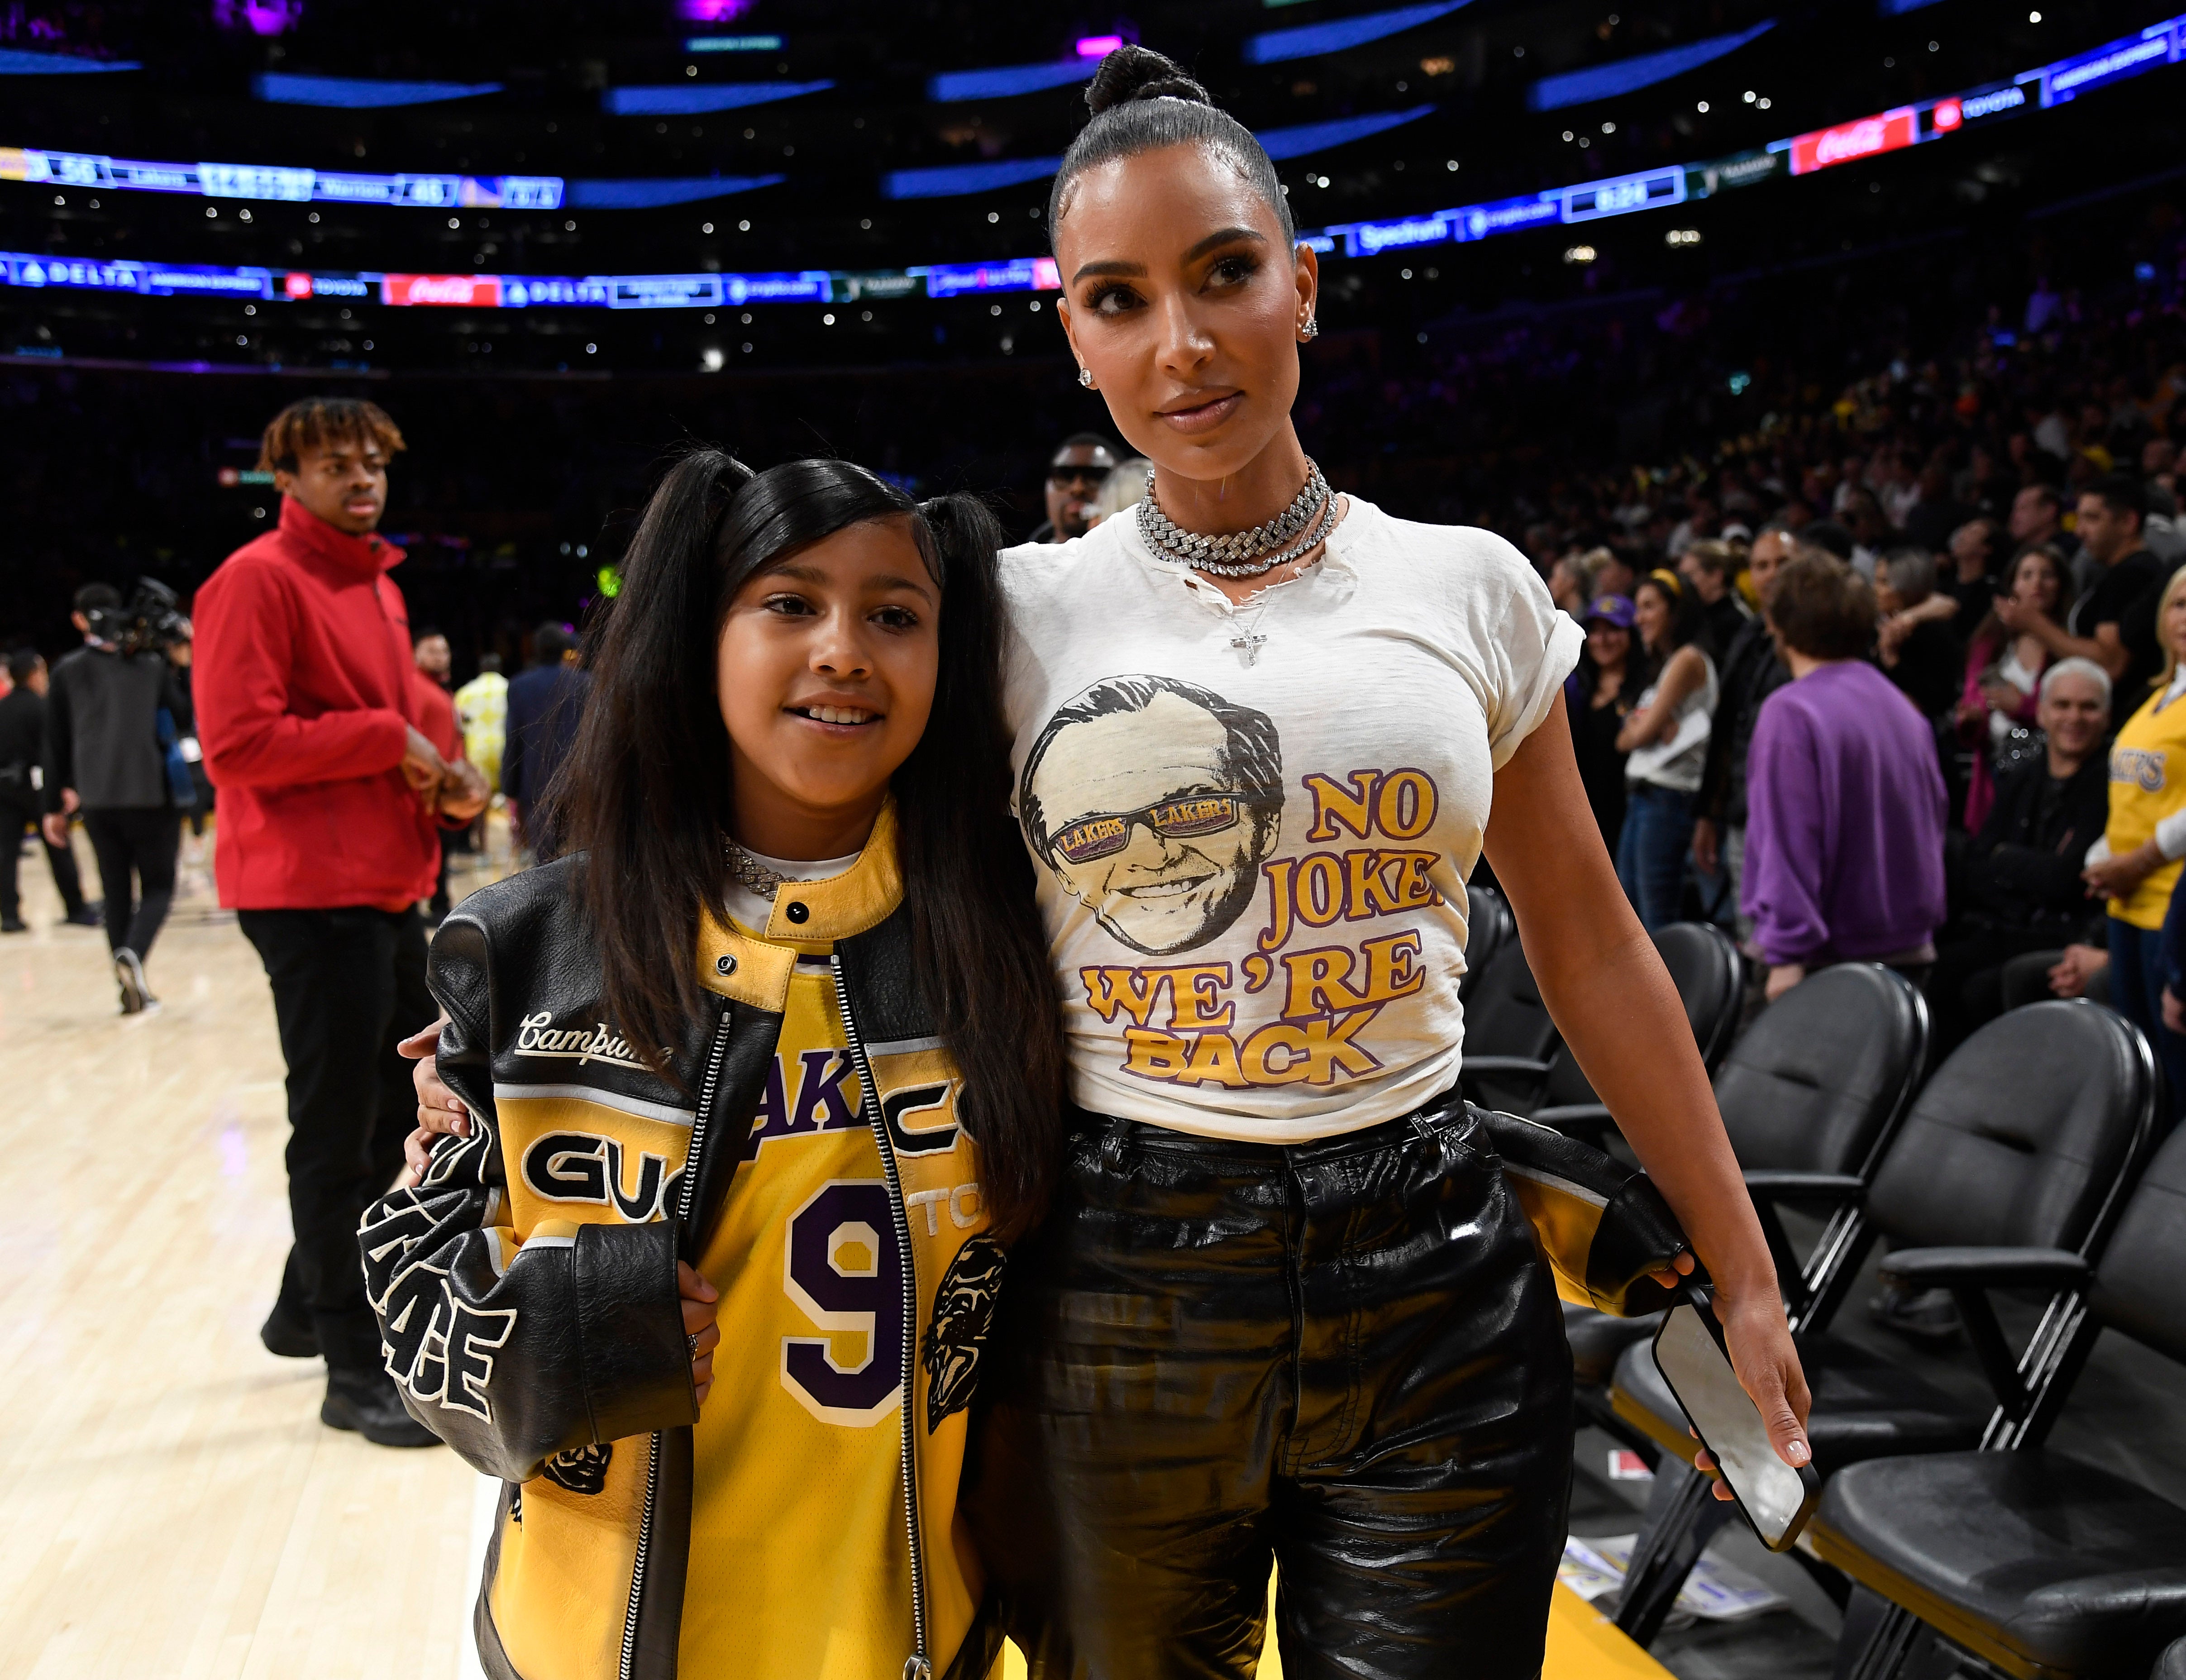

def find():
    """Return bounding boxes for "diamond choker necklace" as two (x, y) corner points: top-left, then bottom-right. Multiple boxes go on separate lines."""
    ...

(1137, 459), (1334, 579)
(723, 838), (786, 902)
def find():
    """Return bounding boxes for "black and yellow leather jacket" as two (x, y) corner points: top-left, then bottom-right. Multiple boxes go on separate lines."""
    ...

(358, 812), (1003, 1680)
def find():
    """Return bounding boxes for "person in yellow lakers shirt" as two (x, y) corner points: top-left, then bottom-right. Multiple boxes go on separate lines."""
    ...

(2084, 565), (2186, 1114)
(453, 653), (508, 791)
(366, 451), (1064, 1680)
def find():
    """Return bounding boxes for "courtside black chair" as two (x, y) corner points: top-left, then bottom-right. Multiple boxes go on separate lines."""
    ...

(1463, 921), (1743, 1120)
(1530, 920), (1744, 1131)
(1461, 882), (1514, 1002)
(1456, 936), (1561, 1115)
(1809, 1118), (2186, 1680)
(1557, 963), (1927, 1400)
(1607, 1000), (2156, 1645)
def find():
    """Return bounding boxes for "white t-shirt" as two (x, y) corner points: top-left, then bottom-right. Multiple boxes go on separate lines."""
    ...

(1000, 496), (1582, 1144)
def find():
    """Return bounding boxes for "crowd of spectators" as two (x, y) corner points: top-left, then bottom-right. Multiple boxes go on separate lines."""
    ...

(7, 189), (2185, 1120)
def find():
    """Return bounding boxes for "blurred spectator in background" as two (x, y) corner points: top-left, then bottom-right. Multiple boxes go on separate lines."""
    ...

(1677, 537), (1751, 655)
(1955, 544), (2071, 829)
(40, 582), (191, 1013)
(0, 648), (97, 933)
(1616, 570), (1717, 930)
(411, 662), (486, 925)
(1566, 593), (1638, 856)
(1943, 517), (2002, 617)
(503, 621), (589, 861)
(453, 651), (507, 793)
(2021, 473), (2166, 726)
(2145, 482), (2186, 566)
(2084, 565), (2186, 1114)
(1030, 433), (1118, 543)
(1546, 554), (1589, 617)
(1927, 659), (2112, 1058)
(1801, 519), (1856, 566)
(411, 627), (451, 690)
(194, 395), (478, 1449)
(1904, 458), (1974, 552)
(2148, 438), (2179, 499)
(1744, 556), (1947, 1000)
(1842, 489), (1890, 580)
(1875, 548), (1966, 723)
(2010, 482), (2064, 553)
(1694, 525), (1794, 934)
(412, 625), (460, 902)
(1083, 455), (1153, 529)
(1582, 544), (1639, 604)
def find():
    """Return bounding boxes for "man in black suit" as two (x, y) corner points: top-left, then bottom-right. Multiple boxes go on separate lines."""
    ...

(0, 649), (99, 933)
(501, 621), (589, 861)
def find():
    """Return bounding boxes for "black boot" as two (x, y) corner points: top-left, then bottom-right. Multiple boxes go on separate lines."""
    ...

(322, 1369), (441, 1449)
(260, 1249), (319, 1358)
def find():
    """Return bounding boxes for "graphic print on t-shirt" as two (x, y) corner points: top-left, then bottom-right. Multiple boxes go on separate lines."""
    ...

(1021, 672), (1453, 1093)
(1018, 674), (1285, 956)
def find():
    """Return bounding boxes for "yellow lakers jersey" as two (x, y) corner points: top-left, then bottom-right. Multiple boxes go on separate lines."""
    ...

(480, 827), (998, 1680)
(2106, 683), (2186, 929)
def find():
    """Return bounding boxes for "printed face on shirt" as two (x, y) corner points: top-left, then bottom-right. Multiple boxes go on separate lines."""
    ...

(1022, 678), (1283, 956)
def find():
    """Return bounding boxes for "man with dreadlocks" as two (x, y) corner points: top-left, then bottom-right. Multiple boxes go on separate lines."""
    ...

(195, 396), (487, 1447)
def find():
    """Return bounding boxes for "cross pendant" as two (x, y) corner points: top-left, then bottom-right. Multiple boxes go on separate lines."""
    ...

(1230, 630), (1267, 666)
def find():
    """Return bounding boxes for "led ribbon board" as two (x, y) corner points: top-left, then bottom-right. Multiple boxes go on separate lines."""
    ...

(0, 148), (563, 209)
(3, 13), (2181, 318)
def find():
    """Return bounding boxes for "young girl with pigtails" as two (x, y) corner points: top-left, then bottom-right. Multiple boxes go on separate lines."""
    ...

(367, 451), (1060, 1680)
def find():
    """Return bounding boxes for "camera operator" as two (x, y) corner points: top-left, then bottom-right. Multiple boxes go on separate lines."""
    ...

(2, 648), (100, 933)
(194, 396), (485, 1450)
(40, 583), (192, 1010)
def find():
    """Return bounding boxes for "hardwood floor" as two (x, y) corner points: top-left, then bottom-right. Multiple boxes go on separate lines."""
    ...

(0, 826), (481, 1680)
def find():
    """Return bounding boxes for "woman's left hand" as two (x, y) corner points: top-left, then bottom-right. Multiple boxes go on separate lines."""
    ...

(1692, 1281), (1813, 1500)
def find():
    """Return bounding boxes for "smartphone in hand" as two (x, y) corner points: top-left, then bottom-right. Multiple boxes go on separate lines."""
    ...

(1650, 1289), (1820, 1551)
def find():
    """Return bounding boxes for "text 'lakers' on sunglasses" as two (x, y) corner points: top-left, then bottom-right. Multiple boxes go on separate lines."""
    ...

(1052, 795), (1245, 864)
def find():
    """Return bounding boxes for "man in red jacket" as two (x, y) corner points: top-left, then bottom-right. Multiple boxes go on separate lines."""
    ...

(194, 397), (486, 1447)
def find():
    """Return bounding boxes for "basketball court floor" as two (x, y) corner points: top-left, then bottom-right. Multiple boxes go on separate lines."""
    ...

(0, 826), (1675, 1680)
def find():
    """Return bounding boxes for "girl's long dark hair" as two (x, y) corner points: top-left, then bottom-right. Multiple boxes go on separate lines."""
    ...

(547, 449), (1064, 1238)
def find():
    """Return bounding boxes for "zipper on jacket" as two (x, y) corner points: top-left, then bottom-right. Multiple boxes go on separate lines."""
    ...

(619, 1433), (663, 1680)
(830, 955), (932, 1680)
(620, 1000), (735, 1680)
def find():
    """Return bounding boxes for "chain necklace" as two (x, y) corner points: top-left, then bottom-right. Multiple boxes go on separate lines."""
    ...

(1137, 459), (1333, 578)
(722, 837), (787, 902)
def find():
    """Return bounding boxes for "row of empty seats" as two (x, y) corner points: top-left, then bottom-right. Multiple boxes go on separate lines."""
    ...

(1457, 885), (2186, 1680)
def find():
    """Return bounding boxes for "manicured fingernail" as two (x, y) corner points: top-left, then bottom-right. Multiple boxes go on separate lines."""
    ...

(450, 1099), (466, 1115)
(1788, 1438), (1810, 1464)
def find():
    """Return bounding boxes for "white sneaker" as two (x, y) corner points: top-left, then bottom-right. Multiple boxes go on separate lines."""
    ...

(114, 948), (155, 1016)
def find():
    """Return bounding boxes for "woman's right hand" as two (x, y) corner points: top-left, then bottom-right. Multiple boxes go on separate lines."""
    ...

(681, 1263), (721, 1408)
(399, 1014), (472, 1140)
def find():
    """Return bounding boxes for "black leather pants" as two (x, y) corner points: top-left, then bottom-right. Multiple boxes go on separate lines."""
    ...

(965, 1098), (1574, 1680)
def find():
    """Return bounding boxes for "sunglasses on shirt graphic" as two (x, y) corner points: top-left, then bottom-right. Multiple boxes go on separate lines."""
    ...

(1050, 794), (1249, 865)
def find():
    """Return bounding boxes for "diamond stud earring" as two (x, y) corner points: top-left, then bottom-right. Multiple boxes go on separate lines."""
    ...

(1078, 367), (1096, 387)
(1299, 316), (1320, 341)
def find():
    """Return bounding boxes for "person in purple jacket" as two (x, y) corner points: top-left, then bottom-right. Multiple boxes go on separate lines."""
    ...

(1743, 554), (1949, 1002)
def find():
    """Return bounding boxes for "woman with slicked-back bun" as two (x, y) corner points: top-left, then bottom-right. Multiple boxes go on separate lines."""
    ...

(967, 42), (1814, 1677)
